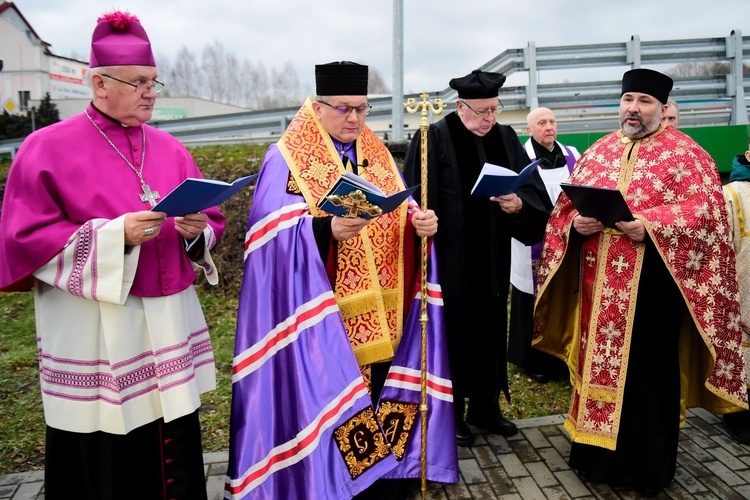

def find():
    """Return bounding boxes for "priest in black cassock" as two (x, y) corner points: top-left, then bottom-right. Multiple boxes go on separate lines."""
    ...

(403, 70), (552, 447)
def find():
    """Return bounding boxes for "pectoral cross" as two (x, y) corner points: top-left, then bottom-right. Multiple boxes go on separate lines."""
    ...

(140, 183), (161, 207)
(327, 190), (382, 218)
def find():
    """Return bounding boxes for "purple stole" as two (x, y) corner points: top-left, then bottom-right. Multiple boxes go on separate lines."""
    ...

(529, 144), (576, 293)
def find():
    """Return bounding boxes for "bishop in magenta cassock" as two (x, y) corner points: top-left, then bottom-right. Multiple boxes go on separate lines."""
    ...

(0, 11), (225, 499)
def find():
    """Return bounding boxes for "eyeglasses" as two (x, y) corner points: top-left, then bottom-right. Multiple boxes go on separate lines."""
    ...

(102, 74), (165, 94)
(317, 100), (372, 116)
(459, 99), (503, 117)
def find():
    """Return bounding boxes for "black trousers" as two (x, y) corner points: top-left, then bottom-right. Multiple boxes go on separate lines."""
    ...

(44, 410), (208, 500)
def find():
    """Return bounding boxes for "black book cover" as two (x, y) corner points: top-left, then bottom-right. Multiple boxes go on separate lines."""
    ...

(560, 183), (634, 228)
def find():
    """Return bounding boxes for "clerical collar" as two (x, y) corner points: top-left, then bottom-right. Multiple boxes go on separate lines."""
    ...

(89, 102), (131, 128)
(530, 137), (566, 169)
(331, 137), (355, 161)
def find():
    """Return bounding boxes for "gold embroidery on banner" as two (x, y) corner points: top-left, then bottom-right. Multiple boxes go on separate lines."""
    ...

(333, 407), (392, 479)
(376, 400), (419, 460)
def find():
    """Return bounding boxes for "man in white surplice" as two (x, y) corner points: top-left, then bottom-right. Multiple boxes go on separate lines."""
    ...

(508, 107), (579, 384)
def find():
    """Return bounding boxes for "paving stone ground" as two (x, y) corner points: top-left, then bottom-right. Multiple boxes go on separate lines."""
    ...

(2, 409), (749, 499)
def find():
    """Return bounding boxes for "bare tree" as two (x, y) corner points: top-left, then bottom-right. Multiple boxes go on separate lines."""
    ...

(269, 61), (303, 108)
(244, 60), (271, 109)
(202, 40), (229, 103)
(160, 41), (309, 110)
(225, 52), (242, 106)
(667, 61), (749, 77)
(169, 46), (204, 98)
(368, 67), (390, 94)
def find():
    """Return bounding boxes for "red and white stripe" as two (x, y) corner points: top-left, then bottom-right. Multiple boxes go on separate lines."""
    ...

(244, 203), (309, 259)
(414, 281), (444, 306)
(232, 291), (340, 382)
(224, 378), (370, 498)
(384, 365), (453, 403)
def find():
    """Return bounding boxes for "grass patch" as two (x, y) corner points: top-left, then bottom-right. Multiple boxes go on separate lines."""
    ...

(0, 289), (572, 475)
(0, 143), (572, 475)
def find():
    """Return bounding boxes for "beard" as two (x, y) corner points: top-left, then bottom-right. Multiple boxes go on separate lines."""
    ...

(620, 111), (661, 139)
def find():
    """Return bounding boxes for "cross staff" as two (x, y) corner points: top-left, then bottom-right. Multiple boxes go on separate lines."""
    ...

(404, 92), (445, 498)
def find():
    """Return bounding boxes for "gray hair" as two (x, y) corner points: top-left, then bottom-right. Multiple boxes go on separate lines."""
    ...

(85, 66), (117, 88)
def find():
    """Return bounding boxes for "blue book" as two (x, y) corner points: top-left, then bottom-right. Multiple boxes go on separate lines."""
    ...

(151, 174), (258, 217)
(317, 172), (419, 220)
(470, 158), (543, 197)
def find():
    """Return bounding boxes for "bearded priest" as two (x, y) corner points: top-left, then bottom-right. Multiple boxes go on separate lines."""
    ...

(533, 68), (748, 496)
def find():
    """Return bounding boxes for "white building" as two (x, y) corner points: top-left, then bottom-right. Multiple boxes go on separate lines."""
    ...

(0, 1), (248, 120)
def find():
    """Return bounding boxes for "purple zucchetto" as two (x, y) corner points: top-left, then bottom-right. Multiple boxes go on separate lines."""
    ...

(621, 68), (673, 104)
(89, 11), (156, 68)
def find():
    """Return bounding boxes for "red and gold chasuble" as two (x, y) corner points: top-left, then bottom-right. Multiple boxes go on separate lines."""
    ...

(278, 98), (408, 366)
(534, 125), (748, 450)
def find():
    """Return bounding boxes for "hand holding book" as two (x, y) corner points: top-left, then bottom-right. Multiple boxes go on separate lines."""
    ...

(471, 159), (542, 197)
(560, 183), (634, 228)
(318, 172), (419, 220)
(151, 174), (258, 217)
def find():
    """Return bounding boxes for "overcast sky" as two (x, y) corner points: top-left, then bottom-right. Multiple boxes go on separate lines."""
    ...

(12, 0), (750, 94)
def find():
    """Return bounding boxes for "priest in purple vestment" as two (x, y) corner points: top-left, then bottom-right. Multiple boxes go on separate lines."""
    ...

(0, 11), (226, 500)
(226, 62), (457, 499)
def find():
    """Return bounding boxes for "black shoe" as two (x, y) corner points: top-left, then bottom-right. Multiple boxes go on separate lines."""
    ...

(634, 487), (661, 497)
(466, 412), (518, 436)
(723, 412), (750, 444)
(526, 370), (549, 384)
(455, 420), (475, 447)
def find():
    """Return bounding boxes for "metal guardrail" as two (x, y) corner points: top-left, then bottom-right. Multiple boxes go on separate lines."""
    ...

(2, 31), (748, 154)
(0, 139), (20, 159)
(151, 31), (748, 145)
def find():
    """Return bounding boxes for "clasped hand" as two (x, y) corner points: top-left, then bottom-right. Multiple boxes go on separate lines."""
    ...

(573, 215), (645, 242)
(331, 209), (438, 241)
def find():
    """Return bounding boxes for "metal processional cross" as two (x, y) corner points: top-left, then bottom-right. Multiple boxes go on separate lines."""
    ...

(404, 92), (445, 499)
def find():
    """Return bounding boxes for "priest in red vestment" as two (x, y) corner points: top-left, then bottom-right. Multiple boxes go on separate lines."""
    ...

(534, 68), (748, 495)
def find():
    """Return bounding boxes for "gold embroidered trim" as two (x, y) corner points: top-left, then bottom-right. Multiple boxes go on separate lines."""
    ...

(333, 407), (392, 479)
(286, 174), (301, 194)
(376, 400), (418, 460)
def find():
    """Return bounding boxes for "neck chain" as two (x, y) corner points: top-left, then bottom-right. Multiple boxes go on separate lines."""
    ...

(84, 109), (160, 207)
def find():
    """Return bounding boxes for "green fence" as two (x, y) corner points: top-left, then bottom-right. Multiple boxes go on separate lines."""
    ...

(556, 124), (750, 175)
